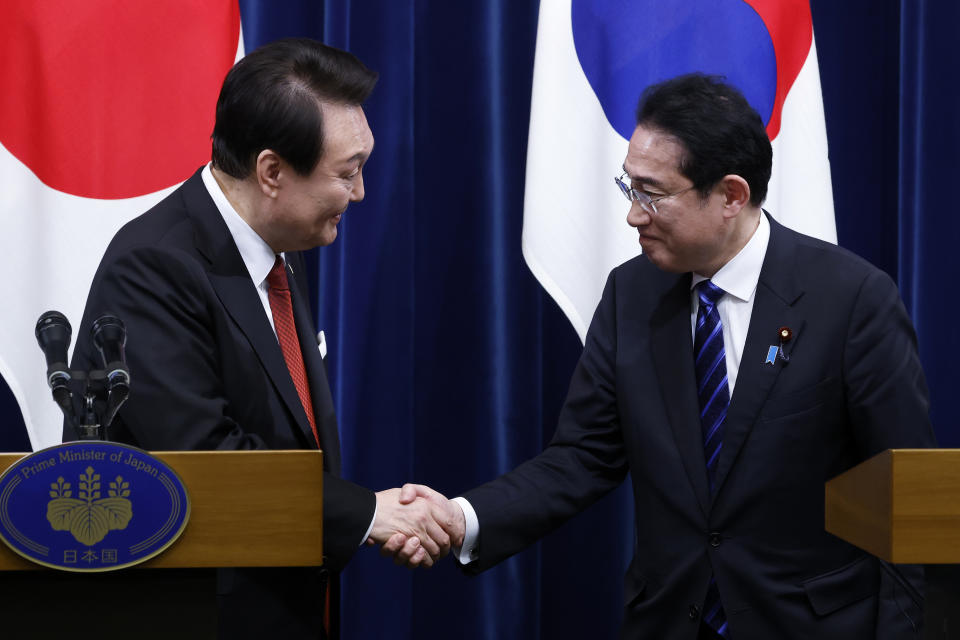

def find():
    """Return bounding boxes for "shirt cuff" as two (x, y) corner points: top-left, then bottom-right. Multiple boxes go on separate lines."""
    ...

(452, 496), (479, 564)
(360, 501), (377, 547)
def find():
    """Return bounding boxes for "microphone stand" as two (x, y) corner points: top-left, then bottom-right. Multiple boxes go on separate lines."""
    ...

(61, 369), (125, 441)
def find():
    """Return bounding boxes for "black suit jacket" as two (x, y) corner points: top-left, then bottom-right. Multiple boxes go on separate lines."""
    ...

(464, 216), (935, 639)
(68, 168), (375, 638)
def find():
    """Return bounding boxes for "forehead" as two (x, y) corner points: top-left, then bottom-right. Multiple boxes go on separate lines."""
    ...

(318, 102), (374, 163)
(623, 125), (686, 184)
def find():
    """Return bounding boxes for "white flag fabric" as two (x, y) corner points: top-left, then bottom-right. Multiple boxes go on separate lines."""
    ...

(522, 0), (835, 343)
(0, 1), (242, 449)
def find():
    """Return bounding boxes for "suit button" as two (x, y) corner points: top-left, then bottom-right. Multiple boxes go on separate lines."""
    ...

(709, 532), (721, 548)
(689, 604), (700, 620)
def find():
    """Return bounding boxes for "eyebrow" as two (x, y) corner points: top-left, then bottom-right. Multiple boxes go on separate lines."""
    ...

(342, 151), (368, 165)
(622, 166), (668, 192)
(342, 140), (375, 165)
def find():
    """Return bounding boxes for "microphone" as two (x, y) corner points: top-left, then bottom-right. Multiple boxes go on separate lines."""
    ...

(91, 314), (130, 428)
(91, 314), (128, 377)
(35, 311), (74, 418)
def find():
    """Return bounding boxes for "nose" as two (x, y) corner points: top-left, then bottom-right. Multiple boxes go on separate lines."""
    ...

(351, 171), (365, 202)
(626, 200), (650, 228)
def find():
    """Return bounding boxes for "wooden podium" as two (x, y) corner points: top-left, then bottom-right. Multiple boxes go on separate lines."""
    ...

(826, 449), (960, 640)
(825, 448), (960, 564)
(0, 450), (324, 638)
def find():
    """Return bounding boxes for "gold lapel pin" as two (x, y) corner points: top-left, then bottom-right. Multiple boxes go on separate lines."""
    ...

(777, 326), (792, 363)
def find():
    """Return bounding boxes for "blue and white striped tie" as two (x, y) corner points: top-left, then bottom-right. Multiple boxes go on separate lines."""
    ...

(694, 280), (729, 638)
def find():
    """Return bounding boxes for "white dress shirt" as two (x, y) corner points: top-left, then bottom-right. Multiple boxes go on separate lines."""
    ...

(453, 213), (771, 565)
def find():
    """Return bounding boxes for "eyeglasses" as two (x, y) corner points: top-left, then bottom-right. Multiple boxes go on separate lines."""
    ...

(615, 171), (694, 215)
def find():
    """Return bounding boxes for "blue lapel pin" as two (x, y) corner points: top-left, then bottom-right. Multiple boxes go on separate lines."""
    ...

(765, 346), (778, 365)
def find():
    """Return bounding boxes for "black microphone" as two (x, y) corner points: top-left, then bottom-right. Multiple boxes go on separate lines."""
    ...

(91, 314), (130, 428)
(36, 310), (72, 391)
(35, 310), (74, 418)
(92, 315), (128, 375)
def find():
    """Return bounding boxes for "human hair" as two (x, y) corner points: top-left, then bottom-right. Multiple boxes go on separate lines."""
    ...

(211, 38), (378, 179)
(635, 73), (772, 206)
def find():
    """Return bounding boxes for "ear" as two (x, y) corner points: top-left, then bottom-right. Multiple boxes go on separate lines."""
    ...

(719, 174), (751, 218)
(254, 149), (282, 199)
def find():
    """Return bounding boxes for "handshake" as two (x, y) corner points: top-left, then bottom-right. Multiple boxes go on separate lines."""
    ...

(367, 484), (467, 568)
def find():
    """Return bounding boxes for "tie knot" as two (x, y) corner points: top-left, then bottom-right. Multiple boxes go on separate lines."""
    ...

(697, 280), (725, 308)
(266, 256), (289, 291)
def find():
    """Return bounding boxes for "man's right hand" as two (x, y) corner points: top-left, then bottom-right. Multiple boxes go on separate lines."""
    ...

(368, 486), (462, 568)
(375, 484), (466, 568)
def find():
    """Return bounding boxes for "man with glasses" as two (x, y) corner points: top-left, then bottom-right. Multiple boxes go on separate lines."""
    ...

(394, 73), (934, 639)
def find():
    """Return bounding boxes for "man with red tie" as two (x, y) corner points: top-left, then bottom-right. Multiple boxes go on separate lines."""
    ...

(67, 38), (452, 639)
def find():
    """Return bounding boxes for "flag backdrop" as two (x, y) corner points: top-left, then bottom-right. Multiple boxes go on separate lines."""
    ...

(1, 1), (958, 639)
(523, 0), (835, 342)
(0, 1), (242, 449)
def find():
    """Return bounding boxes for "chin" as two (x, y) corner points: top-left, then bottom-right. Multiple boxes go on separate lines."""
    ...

(643, 251), (685, 274)
(317, 227), (338, 247)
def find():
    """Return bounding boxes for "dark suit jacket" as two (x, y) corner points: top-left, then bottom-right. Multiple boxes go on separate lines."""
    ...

(464, 216), (935, 639)
(68, 168), (375, 639)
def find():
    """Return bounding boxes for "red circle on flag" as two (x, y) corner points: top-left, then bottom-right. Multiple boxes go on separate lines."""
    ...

(744, 0), (813, 140)
(0, 1), (240, 199)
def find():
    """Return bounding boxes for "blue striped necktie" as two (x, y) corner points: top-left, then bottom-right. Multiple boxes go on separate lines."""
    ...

(694, 280), (729, 638)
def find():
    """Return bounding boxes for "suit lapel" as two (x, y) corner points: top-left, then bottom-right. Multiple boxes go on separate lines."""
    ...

(711, 217), (805, 497)
(181, 173), (318, 450)
(650, 273), (711, 516)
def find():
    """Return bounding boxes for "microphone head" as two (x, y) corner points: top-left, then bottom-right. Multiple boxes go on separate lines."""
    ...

(91, 314), (127, 368)
(35, 310), (72, 369)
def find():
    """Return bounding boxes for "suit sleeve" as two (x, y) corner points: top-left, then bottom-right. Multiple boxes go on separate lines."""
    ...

(462, 270), (629, 572)
(842, 268), (935, 638)
(843, 268), (935, 456)
(73, 246), (266, 449)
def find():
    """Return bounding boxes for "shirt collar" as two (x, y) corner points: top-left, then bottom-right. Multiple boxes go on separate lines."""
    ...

(201, 163), (281, 287)
(690, 212), (770, 302)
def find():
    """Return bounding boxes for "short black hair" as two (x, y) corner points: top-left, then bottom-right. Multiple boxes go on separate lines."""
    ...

(211, 38), (378, 179)
(635, 73), (772, 206)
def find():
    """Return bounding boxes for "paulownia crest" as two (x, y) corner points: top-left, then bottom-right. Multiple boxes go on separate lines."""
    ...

(47, 467), (132, 546)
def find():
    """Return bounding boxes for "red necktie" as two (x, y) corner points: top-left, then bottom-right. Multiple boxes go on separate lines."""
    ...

(267, 257), (329, 635)
(266, 256), (319, 447)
